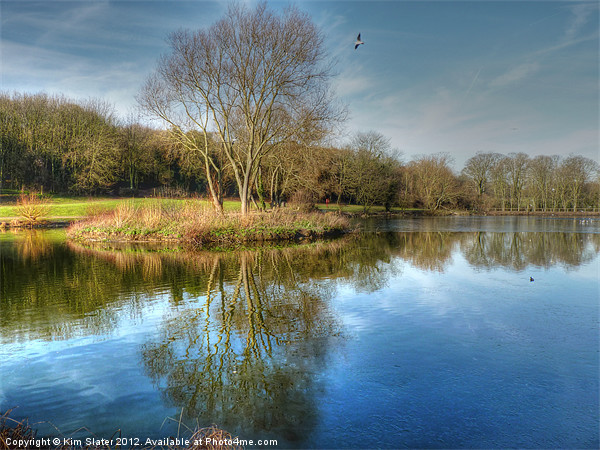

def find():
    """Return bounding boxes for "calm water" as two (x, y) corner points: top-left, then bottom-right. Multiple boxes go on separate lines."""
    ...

(1, 217), (598, 448)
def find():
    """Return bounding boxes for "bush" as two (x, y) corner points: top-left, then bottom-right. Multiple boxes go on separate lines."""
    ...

(288, 190), (317, 212)
(16, 193), (50, 224)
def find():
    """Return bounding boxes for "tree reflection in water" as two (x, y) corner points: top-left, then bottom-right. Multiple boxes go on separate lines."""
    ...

(460, 231), (599, 270)
(2, 229), (598, 343)
(1, 227), (598, 440)
(140, 250), (343, 441)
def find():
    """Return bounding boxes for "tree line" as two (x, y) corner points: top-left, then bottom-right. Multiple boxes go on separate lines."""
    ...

(1, 91), (598, 212)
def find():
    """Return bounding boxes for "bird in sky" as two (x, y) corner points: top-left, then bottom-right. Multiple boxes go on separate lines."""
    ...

(354, 33), (364, 50)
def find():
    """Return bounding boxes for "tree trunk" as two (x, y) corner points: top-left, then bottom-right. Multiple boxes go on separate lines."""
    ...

(204, 153), (223, 214)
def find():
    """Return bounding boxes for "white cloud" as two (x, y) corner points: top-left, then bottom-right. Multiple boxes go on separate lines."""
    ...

(489, 62), (540, 88)
(333, 70), (373, 98)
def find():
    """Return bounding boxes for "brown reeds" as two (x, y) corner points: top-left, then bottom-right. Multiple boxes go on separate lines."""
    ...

(0, 410), (243, 450)
(1, 410), (35, 449)
(68, 199), (351, 247)
(187, 426), (243, 450)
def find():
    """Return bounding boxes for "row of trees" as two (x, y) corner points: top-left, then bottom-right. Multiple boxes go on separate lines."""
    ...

(0, 92), (161, 194)
(1, 91), (598, 212)
(462, 152), (599, 212)
(1, 2), (598, 213)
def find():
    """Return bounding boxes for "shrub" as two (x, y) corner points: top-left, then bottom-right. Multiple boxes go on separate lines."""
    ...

(113, 200), (136, 228)
(288, 190), (317, 212)
(16, 193), (50, 224)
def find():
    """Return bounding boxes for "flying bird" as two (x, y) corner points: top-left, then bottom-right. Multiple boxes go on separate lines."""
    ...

(354, 33), (364, 50)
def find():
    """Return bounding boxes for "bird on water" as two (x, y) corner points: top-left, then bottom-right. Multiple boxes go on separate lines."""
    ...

(530, 277), (534, 282)
(355, 33), (364, 49)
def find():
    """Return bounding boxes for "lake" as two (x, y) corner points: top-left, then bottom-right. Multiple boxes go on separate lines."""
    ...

(1, 216), (598, 448)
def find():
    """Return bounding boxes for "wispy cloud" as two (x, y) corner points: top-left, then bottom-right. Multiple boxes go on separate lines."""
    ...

(333, 70), (373, 98)
(489, 62), (540, 88)
(564, 2), (597, 42)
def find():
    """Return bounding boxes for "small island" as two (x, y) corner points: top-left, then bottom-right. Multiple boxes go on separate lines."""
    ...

(66, 199), (351, 248)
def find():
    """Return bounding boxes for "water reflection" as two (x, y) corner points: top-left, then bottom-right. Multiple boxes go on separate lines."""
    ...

(140, 251), (343, 440)
(460, 231), (599, 270)
(1, 227), (599, 443)
(2, 230), (599, 343)
(0, 231), (132, 341)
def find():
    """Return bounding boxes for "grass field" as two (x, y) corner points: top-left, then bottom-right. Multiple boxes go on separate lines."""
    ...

(0, 193), (424, 224)
(0, 196), (242, 220)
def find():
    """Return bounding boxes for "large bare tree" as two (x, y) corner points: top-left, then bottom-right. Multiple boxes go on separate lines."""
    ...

(462, 152), (502, 197)
(139, 1), (343, 214)
(408, 153), (459, 210)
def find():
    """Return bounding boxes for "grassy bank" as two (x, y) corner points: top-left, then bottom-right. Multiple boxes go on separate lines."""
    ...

(67, 199), (350, 247)
(1, 195), (418, 222)
(0, 196), (243, 222)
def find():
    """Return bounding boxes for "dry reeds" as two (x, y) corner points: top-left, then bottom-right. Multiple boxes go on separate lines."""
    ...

(1, 410), (35, 449)
(68, 199), (351, 247)
(187, 426), (243, 450)
(0, 410), (243, 450)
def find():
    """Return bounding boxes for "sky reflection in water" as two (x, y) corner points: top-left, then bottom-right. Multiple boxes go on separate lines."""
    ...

(0, 218), (598, 448)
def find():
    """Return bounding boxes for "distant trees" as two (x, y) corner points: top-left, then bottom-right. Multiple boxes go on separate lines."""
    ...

(341, 131), (401, 212)
(0, 92), (183, 195)
(118, 115), (156, 191)
(406, 153), (459, 210)
(527, 155), (556, 212)
(561, 155), (598, 212)
(139, 1), (343, 214)
(462, 152), (501, 197)
(2, 92), (598, 213)
(460, 152), (599, 212)
(0, 93), (120, 193)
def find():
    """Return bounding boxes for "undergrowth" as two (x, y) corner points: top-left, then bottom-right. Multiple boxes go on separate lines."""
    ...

(67, 199), (350, 247)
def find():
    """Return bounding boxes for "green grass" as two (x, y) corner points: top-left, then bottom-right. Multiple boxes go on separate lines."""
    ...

(0, 196), (242, 220)
(0, 193), (421, 223)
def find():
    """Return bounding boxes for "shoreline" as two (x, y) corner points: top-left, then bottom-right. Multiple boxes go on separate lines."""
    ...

(480, 210), (600, 217)
(2, 209), (598, 232)
(67, 226), (349, 248)
(64, 206), (353, 248)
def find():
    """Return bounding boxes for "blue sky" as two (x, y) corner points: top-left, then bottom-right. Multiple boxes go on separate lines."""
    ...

(1, 0), (598, 168)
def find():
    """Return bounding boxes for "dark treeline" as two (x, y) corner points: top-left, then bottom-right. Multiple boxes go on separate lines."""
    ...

(1, 92), (598, 212)
(0, 92), (205, 196)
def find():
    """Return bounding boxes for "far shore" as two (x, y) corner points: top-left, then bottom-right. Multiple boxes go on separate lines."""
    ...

(482, 210), (600, 217)
(1, 196), (598, 234)
(2, 209), (599, 231)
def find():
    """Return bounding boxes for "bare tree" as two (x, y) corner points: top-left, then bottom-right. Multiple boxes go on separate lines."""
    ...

(139, 1), (343, 214)
(560, 155), (599, 211)
(462, 152), (502, 197)
(507, 152), (529, 211)
(408, 153), (459, 210)
(527, 155), (557, 211)
(490, 156), (510, 211)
